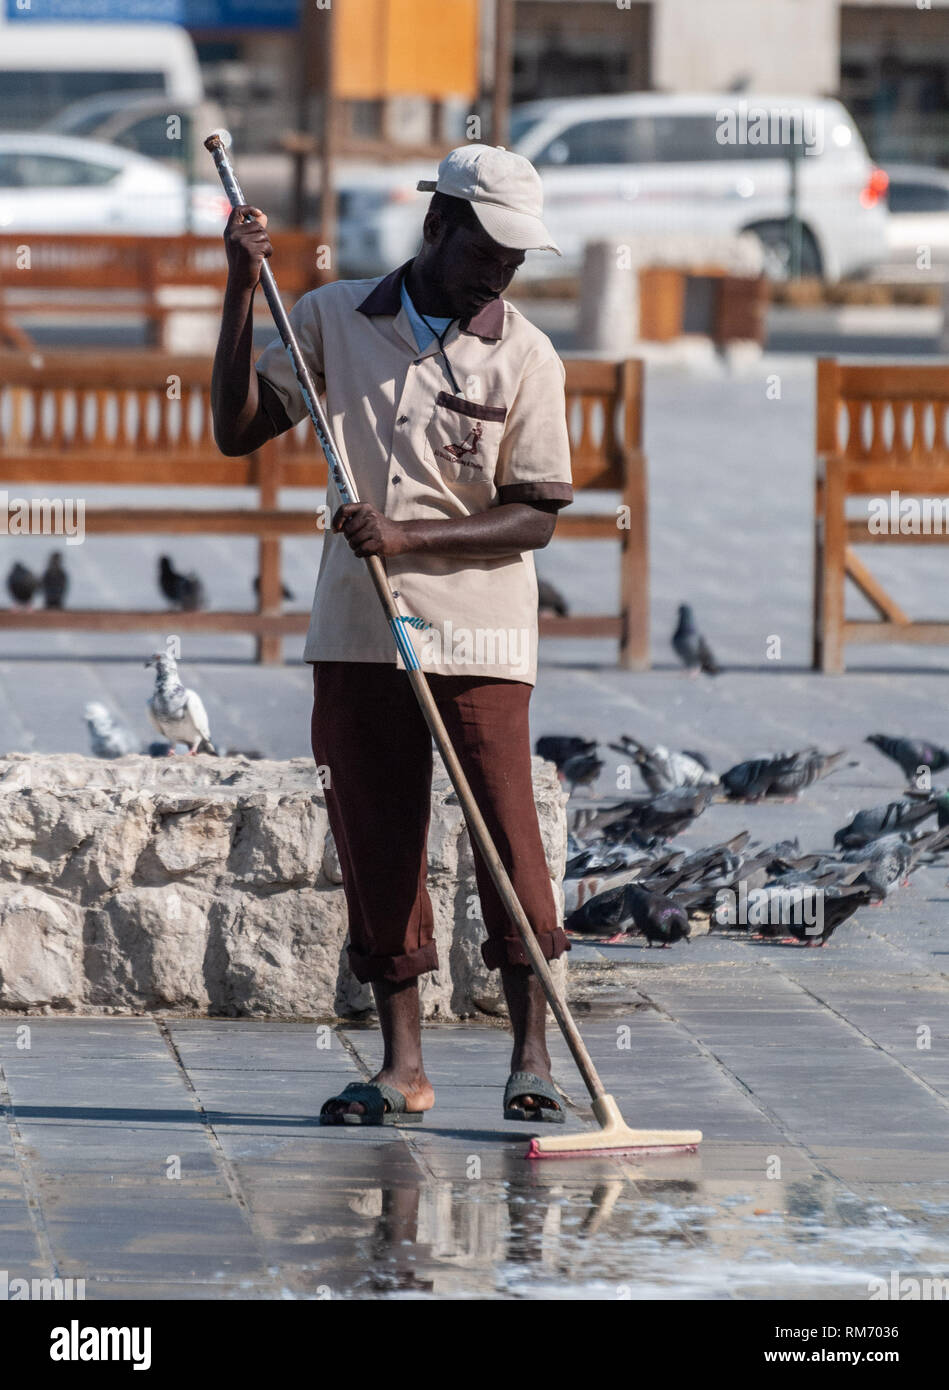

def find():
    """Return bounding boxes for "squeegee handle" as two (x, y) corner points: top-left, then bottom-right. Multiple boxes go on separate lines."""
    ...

(204, 132), (607, 1106)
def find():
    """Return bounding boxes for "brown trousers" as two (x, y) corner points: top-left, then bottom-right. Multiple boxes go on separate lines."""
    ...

(311, 661), (568, 984)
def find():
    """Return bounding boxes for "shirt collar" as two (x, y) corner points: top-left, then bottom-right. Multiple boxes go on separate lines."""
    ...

(356, 259), (505, 341)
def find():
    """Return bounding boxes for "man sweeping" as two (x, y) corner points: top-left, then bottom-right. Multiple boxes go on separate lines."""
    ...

(211, 144), (573, 1126)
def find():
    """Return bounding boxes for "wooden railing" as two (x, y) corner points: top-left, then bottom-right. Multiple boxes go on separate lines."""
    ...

(0, 351), (648, 667)
(813, 358), (949, 672)
(0, 233), (329, 349)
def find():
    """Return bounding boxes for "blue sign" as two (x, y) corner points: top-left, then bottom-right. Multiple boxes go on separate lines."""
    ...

(5, 0), (300, 26)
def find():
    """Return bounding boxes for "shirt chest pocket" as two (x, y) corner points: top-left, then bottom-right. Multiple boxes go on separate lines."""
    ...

(424, 391), (507, 486)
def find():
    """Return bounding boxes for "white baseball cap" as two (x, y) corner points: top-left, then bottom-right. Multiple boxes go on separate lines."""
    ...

(417, 144), (561, 255)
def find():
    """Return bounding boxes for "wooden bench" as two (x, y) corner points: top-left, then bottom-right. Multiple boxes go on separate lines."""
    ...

(0, 233), (328, 350)
(0, 350), (649, 668)
(543, 357), (648, 670)
(813, 358), (949, 673)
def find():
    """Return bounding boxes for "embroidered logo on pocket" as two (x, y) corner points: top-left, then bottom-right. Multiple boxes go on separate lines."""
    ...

(435, 422), (484, 471)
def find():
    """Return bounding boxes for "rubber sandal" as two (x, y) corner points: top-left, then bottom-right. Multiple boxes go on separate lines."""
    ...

(503, 1070), (566, 1124)
(319, 1081), (424, 1127)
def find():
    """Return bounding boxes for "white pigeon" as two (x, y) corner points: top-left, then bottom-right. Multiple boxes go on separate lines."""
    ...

(144, 653), (216, 755)
(84, 702), (138, 759)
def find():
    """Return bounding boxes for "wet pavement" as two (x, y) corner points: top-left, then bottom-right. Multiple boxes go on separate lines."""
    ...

(2, 944), (948, 1301)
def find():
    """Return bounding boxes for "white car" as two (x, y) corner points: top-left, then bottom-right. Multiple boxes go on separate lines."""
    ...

(0, 133), (231, 235)
(884, 165), (949, 266)
(336, 93), (890, 282)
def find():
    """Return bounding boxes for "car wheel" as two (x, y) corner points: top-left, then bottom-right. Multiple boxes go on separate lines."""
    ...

(746, 220), (822, 280)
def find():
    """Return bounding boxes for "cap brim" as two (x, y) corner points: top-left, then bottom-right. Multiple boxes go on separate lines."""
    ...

(470, 201), (562, 256)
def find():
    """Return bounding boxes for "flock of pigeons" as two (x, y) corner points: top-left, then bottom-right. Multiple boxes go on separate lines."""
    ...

(5, 556), (293, 612)
(84, 651), (263, 760)
(537, 732), (949, 949)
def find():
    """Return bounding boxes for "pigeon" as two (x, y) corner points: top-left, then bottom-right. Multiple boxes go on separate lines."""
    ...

(41, 552), (68, 609)
(565, 843), (653, 879)
(145, 652), (216, 754)
(84, 702), (138, 759)
(560, 750), (603, 795)
(158, 556), (206, 611)
(757, 883), (872, 946)
(865, 734), (949, 783)
(535, 736), (598, 772)
(672, 604), (719, 675)
(609, 735), (719, 795)
(601, 785), (714, 841)
(842, 825), (949, 898)
(566, 881), (690, 947)
(537, 578), (569, 617)
(833, 797), (938, 849)
(6, 562), (38, 606)
(722, 749), (844, 801)
(253, 575), (294, 603)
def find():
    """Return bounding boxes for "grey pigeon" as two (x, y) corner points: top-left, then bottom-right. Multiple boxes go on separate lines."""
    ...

(6, 562), (38, 606)
(565, 843), (652, 879)
(723, 749), (843, 801)
(41, 552), (68, 609)
(145, 652), (216, 754)
(537, 577), (569, 617)
(609, 735), (718, 795)
(833, 797), (937, 849)
(84, 702), (138, 759)
(158, 556), (206, 611)
(865, 734), (949, 783)
(561, 750), (603, 795)
(672, 604), (719, 675)
(758, 883), (872, 946)
(601, 785), (714, 841)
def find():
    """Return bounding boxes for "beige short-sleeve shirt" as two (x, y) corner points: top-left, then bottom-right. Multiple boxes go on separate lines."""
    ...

(254, 259), (574, 685)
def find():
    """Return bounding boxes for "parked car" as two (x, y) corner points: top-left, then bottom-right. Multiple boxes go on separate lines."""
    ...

(0, 22), (204, 130)
(336, 93), (890, 282)
(884, 164), (949, 265)
(0, 134), (230, 235)
(44, 93), (227, 178)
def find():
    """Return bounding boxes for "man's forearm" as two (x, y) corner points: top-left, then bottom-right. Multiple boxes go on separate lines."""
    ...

(211, 282), (270, 456)
(334, 500), (557, 561)
(398, 504), (555, 557)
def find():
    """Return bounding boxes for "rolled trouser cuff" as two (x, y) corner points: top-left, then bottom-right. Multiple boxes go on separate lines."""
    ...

(347, 940), (440, 984)
(481, 926), (570, 972)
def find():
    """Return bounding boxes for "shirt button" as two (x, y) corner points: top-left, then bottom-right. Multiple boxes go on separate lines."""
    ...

(397, 415), (409, 425)
(413, 358), (423, 366)
(392, 475), (402, 484)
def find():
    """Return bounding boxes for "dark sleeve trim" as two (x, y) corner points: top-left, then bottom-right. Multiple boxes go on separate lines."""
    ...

(497, 482), (574, 509)
(256, 370), (296, 437)
(435, 390), (507, 423)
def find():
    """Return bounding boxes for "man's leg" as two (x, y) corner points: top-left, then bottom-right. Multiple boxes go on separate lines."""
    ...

(433, 675), (569, 1113)
(312, 661), (437, 1117)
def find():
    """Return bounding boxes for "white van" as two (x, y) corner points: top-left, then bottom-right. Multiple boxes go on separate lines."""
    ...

(0, 23), (204, 130)
(337, 93), (890, 283)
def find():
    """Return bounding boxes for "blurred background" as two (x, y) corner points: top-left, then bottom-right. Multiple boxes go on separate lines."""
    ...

(1, 0), (949, 303)
(3, 0), (949, 687)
